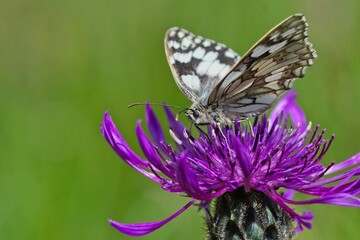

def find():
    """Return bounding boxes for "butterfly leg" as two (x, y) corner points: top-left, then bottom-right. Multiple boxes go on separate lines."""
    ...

(216, 123), (232, 152)
(234, 118), (255, 137)
(194, 123), (212, 143)
(247, 118), (255, 137)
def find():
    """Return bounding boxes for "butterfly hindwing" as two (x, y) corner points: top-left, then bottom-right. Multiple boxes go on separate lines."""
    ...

(208, 14), (316, 117)
(165, 27), (240, 105)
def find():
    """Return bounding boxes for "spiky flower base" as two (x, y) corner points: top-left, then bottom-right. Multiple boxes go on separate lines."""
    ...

(206, 188), (295, 240)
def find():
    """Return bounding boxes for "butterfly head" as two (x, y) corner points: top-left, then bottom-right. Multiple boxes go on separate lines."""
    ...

(185, 108), (201, 122)
(185, 104), (234, 126)
(184, 104), (209, 125)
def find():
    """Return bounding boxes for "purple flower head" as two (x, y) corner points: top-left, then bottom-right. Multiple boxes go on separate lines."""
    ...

(101, 91), (360, 237)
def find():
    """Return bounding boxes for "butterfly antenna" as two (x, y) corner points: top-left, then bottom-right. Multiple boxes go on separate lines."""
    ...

(128, 102), (184, 109)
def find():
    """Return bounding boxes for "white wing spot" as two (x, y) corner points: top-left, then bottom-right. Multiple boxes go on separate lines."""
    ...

(270, 32), (280, 40)
(265, 72), (284, 82)
(269, 40), (288, 53)
(222, 71), (242, 86)
(207, 60), (227, 77)
(281, 28), (297, 37)
(203, 40), (211, 47)
(196, 61), (212, 75)
(194, 37), (202, 44)
(181, 74), (200, 91)
(237, 98), (253, 104)
(251, 44), (270, 58)
(177, 31), (185, 38)
(225, 50), (237, 58)
(181, 37), (192, 49)
(229, 104), (266, 113)
(218, 65), (231, 79)
(170, 40), (180, 49)
(264, 81), (279, 90)
(173, 51), (193, 63)
(169, 30), (176, 37)
(256, 95), (277, 104)
(203, 51), (219, 61)
(193, 47), (206, 59)
(271, 66), (286, 74)
(215, 45), (222, 50)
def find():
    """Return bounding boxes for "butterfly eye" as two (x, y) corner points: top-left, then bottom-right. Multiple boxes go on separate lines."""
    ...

(187, 109), (200, 120)
(193, 110), (200, 118)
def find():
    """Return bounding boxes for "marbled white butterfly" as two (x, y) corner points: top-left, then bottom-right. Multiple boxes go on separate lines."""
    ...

(165, 14), (316, 125)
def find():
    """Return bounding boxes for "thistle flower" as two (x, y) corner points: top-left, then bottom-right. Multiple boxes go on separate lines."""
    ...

(100, 91), (360, 238)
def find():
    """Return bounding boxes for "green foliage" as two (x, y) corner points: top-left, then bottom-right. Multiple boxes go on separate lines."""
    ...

(0, 0), (359, 239)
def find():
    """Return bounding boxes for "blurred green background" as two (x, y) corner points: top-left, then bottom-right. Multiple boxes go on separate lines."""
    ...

(1, 0), (359, 239)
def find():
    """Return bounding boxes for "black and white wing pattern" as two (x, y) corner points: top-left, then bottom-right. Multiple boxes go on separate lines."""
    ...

(165, 27), (240, 105)
(208, 14), (317, 117)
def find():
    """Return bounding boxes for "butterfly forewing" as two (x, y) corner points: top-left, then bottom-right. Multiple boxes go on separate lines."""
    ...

(165, 14), (316, 124)
(208, 14), (316, 117)
(165, 27), (240, 105)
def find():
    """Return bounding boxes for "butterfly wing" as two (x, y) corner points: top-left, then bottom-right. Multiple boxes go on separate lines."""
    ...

(165, 27), (240, 105)
(208, 14), (316, 117)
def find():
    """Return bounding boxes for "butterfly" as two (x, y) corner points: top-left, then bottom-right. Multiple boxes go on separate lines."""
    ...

(165, 14), (316, 125)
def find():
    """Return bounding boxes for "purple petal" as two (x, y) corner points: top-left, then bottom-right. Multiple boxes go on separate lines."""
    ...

(294, 211), (313, 232)
(164, 106), (185, 134)
(101, 112), (162, 181)
(101, 111), (146, 167)
(270, 90), (307, 132)
(283, 189), (295, 200)
(176, 152), (228, 200)
(231, 133), (251, 192)
(266, 189), (313, 231)
(109, 199), (196, 237)
(146, 104), (166, 148)
(135, 121), (174, 180)
(164, 105), (189, 145)
(176, 153), (203, 198)
(326, 152), (360, 174)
